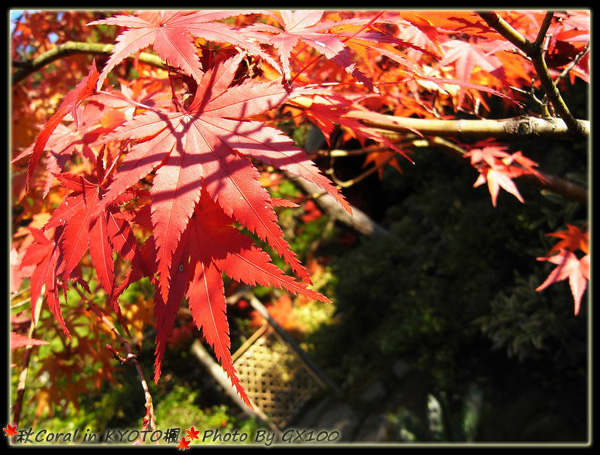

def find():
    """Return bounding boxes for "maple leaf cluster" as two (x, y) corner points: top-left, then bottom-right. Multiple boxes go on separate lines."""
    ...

(536, 224), (590, 315)
(10, 9), (589, 410)
(464, 140), (547, 206)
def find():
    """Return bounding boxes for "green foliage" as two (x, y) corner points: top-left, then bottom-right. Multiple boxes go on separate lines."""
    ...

(150, 385), (259, 445)
(308, 144), (587, 441)
(474, 270), (587, 365)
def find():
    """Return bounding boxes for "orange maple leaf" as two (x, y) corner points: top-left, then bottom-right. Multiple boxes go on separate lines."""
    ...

(546, 224), (589, 255)
(363, 150), (404, 180)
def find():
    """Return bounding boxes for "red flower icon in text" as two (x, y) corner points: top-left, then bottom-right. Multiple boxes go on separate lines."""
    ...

(4, 425), (18, 438)
(177, 437), (190, 450)
(186, 427), (200, 441)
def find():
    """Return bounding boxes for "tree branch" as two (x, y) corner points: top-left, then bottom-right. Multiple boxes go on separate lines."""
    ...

(534, 11), (555, 48)
(11, 41), (166, 85)
(477, 11), (535, 54)
(285, 172), (391, 238)
(478, 11), (586, 138)
(347, 110), (589, 141)
(14, 40), (589, 143)
(11, 37), (588, 206)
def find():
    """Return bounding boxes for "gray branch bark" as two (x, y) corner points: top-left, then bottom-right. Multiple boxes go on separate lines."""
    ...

(348, 110), (589, 142)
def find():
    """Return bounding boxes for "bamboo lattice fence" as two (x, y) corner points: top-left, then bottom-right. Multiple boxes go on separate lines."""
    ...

(232, 323), (325, 428)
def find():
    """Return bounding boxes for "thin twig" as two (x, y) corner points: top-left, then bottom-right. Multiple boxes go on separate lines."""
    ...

(477, 11), (534, 54)
(11, 292), (45, 436)
(12, 348), (33, 442)
(12, 41), (166, 86)
(478, 11), (586, 138)
(554, 42), (590, 85)
(72, 286), (157, 434)
(12, 331), (35, 431)
(327, 151), (395, 188)
(534, 11), (555, 49)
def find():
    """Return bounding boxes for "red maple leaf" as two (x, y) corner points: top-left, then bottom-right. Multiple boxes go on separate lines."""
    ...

(45, 174), (113, 295)
(290, 93), (414, 162)
(464, 143), (511, 167)
(13, 100), (130, 197)
(535, 224), (589, 315)
(473, 167), (524, 207)
(186, 427), (200, 441)
(464, 144), (544, 206)
(89, 10), (278, 89)
(3, 424), (18, 438)
(536, 250), (590, 315)
(177, 437), (190, 450)
(98, 53), (348, 302)
(10, 332), (49, 349)
(150, 190), (329, 405)
(439, 39), (504, 80)
(437, 39), (506, 105)
(40, 172), (140, 330)
(18, 227), (69, 336)
(26, 61), (100, 191)
(244, 10), (375, 88)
